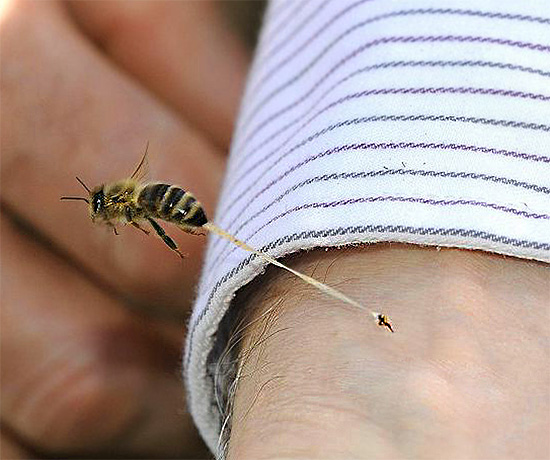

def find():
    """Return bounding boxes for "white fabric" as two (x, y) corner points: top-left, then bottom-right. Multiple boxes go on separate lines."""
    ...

(185, 0), (550, 452)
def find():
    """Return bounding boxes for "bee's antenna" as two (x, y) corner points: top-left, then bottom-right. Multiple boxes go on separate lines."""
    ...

(60, 196), (89, 203)
(75, 176), (91, 193)
(130, 141), (150, 179)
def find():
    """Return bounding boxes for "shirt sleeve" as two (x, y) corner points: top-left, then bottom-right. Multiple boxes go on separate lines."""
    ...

(185, 0), (550, 452)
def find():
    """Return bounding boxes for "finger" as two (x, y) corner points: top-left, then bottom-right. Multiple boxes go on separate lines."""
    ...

(66, 0), (249, 149)
(0, 432), (34, 459)
(0, 214), (206, 458)
(1, 0), (224, 314)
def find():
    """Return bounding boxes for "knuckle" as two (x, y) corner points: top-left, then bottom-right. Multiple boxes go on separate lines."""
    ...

(7, 333), (145, 454)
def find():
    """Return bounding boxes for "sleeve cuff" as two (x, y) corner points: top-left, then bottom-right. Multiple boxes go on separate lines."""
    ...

(185, 0), (550, 452)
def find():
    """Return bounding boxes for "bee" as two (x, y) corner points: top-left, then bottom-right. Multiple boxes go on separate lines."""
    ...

(61, 146), (394, 333)
(61, 147), (206, 258)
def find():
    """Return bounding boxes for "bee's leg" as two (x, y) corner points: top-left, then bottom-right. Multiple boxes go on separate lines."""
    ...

(130, 221), (150, 235)
(107, 223), (119, 235)
(125, 208), (150, 236)
(147, 217), (185, 259)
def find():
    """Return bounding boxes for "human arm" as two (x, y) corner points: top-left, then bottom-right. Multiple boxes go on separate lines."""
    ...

(228, 245), (549, 459)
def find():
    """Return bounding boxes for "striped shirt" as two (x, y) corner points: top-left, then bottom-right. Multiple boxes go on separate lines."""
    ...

(185, 0), (550, 452)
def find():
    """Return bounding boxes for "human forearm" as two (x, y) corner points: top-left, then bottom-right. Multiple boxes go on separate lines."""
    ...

(228, 246), (549, 459)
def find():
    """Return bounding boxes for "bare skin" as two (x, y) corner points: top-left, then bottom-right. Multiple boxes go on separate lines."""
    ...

(229, 245), (549, 460)
(1, 0), (248, 457)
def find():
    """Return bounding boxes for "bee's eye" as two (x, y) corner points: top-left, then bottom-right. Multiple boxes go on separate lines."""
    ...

(92, 191), (104, 213)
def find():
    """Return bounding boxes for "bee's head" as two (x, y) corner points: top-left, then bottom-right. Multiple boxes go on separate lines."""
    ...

(89, 186), (106, 221)
(61, 177), (106, 223)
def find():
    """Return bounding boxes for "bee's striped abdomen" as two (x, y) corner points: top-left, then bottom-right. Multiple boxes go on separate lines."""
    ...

(137, 183), (170, 214)
(169, 187), (208, 227)
(138, 183), (207, 227)
(161, 187), (185, 217)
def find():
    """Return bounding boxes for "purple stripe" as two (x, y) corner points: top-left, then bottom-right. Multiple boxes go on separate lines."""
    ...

(250, 0), (375, 93)
(258, 0), (314, 55)
(233, 60), (550, 160)
(256, 0), (332, 68)
(223, 116), (550, 214)
(238, 86), (550, 163)
(260, 0), (373, 64)
(263, 0), (293, 24)
(210, 142), (550, 256)
(211, 169), (550, 261)
(186, 224), (550, 376)
(241, 35), (550, 133)
(253, 7), (550, 97)
(216, 196), (549, 267)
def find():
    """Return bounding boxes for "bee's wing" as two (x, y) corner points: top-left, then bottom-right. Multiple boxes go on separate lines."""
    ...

(130, 141), (150, 182)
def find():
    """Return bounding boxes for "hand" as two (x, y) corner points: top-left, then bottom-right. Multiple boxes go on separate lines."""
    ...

(227, 246), (549, 459)
(1, 0), (248, 457)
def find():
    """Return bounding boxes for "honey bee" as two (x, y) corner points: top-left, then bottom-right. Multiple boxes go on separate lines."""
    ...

(62, 147), (206, 258)
(61, 146), (394, 332)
